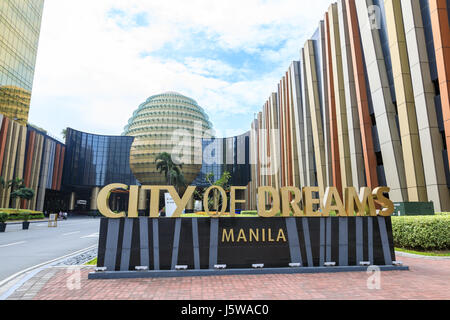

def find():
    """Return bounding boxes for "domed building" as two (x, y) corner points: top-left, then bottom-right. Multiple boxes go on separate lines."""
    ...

(123, 92), (213, 185)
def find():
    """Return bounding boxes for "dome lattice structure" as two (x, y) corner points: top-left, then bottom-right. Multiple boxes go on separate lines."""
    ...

(123, 92), (213, 185)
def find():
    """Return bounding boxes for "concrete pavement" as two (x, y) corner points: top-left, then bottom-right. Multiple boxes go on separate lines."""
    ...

(0, 217), (100, 282)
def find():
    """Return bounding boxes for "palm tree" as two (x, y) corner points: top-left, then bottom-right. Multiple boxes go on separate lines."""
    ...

(168, 167), (186, 192)
(0, 176), (6, 190)
(10, 188), (35, 209)
(8, 178), (24, 192)
(155, 152), (186, 192)
(7, 178), (25, 209)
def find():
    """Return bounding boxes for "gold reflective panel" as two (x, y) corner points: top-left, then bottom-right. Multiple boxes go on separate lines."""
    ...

(127, 185), (139, 218)
(0, 0), (44, 125)
(168, 186), (196, 218)
(322, 187), (346, 216)
(280, 187), (303, 217)
(143, 186), (164, 218)
(97, 184), (128, 218)
(98, 184), (394, 218)
(302, 187), (322, 216)
(143, 185), (196, 218)
(230, 186), (247, 217)
(257, 186), (280, 217)
(203, 186), (227, 217)
(344, 187), (376, 216)
(372, 187), (395, 216)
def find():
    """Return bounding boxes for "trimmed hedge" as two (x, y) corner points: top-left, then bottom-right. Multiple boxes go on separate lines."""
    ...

(240, 211), (258, 215)
(7, 213), (44, 221)
(0, 209), (45, 221)
(391, 215), (450, 250)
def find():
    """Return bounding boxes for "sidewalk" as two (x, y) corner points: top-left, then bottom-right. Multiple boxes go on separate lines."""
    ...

(2, 255), (449, 300)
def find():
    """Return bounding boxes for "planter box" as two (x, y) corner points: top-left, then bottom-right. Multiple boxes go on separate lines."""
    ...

(393, 202), (435, 216)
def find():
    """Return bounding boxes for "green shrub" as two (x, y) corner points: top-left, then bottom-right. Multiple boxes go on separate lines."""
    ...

(0, 212), (8, 223)
(7, 212), (44, 221)
(240, 210), (258, 215)
(391, 215), (450, 250)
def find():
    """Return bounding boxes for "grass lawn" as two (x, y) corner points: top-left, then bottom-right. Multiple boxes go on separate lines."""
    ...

(395, 248), (450, 257)
(85, 258), (97, 266)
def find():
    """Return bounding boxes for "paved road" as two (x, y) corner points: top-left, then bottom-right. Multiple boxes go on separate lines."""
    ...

(0, 217), (100, 282)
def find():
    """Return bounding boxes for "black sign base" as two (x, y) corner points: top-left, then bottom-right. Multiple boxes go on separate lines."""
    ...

(93, 216), (403, 278)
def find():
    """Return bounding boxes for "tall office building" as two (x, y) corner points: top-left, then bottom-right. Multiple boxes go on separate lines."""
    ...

(249, 0), (450, 212)
(0, 1), (62, 213)
(0, 0), (45, 125)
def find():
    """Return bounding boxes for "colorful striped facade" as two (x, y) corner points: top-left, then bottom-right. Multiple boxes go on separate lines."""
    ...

(250, 0), (450, 212)
(0, 114), (65, 211)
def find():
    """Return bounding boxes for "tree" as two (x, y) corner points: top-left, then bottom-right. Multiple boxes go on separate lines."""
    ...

(10, 188), (35, 209)
(61, 128), (68, 140)
(205, 171), (231, 211)
(206, 171), (231, 191)
(155, 152), (186, 192)
(0, 176), (6, 189)
(8, 178), (24, 192)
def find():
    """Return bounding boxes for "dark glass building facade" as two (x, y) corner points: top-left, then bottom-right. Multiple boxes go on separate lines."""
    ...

(192, 132), (251, 187)
(63, 128), (138, 187)
(62, 128), (138, 213)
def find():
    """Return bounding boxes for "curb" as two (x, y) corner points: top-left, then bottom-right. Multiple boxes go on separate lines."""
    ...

(395, 251), (450, 260)
(88, 265), (410, 280)
(5, 220), (49, 225)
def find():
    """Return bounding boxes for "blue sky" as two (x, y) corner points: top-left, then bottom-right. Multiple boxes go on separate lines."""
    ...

(29, 0), (332, 139)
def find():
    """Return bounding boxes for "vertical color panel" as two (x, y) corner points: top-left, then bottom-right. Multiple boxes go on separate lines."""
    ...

(356, 217), (364, 264)
(286, 217), (302, 264)
(377, 216), (393, 265)
(338, 218), (349, 266)
(152, 219), (160, 270)
(384, 0), (428, 202)
(208, 219), (219, 269)
(345, 0), (379, 189)
(328, 3), (354, 191)
(304, 40), (328, 197)
(120, 219), (133, 271)
(402, 0), (450, 211)
(338, 0), (366, 189)
(429, 0), (450, 168)
(192, 218), (200, 269)
(325, 13), (343, 192)
(302, 218), (314, 267)
(104, 219), (120, 271)
(171, 218), (182, 270)
(355, 0), (407, 201)
(139, 217), (150, 268)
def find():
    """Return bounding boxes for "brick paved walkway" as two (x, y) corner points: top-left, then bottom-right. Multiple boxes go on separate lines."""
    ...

(5, 255), (450, 300)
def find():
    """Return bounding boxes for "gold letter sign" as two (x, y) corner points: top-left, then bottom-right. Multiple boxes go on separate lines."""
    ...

(97, 184), (395, 218)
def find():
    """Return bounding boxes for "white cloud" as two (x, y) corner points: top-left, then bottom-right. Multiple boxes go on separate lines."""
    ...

(29, 0), (332, 139)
